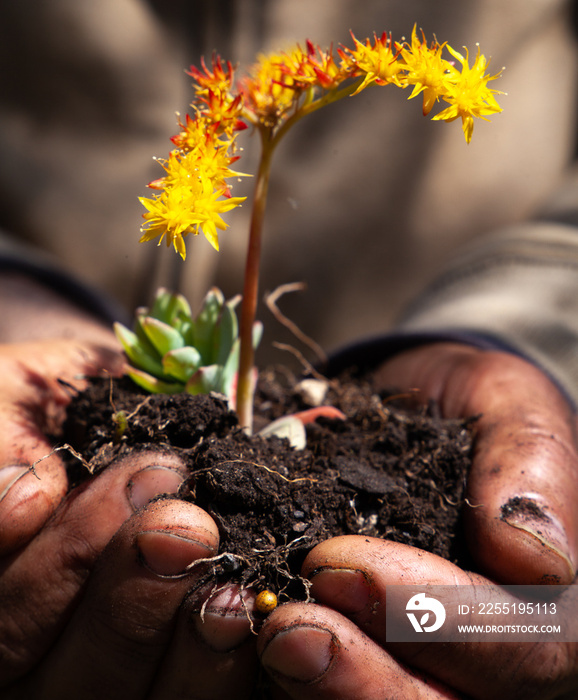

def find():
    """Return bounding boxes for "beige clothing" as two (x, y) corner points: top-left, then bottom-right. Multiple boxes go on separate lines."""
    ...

(0, 0), (576, 364)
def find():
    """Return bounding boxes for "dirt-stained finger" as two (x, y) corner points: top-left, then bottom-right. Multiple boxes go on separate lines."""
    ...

(258, 603), (462, 700)
(0, 450), (186, 685)
(303, 536), (578, 699)
(373, 344), (578, 584)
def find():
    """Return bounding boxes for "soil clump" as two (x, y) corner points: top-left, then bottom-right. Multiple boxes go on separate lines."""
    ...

(61, 367), (474, 604)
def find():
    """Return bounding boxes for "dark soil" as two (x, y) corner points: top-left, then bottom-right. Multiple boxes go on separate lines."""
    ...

(61, 367), (475, 605)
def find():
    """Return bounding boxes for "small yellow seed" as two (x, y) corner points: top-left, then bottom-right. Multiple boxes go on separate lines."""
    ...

(255, 590), (278, 614)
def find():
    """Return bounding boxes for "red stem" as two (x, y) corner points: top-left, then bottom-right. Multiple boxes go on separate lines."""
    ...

(236, 135), (274, 432)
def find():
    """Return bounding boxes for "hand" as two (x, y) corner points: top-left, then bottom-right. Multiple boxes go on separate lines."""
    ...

(0, 338), (121, 553)
(0, 274), (263, 698)
(2, 477), (260, 699)
(0, 271), (126, 550)
(256, 344), (578, 699)
(258, 538), (578, 699)
(0, 338), (259, 699)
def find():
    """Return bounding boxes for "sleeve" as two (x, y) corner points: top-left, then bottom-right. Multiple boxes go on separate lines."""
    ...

(392, 221), (578, 405)
(327, 169), (578, 408)
(0, 229), (129, 327)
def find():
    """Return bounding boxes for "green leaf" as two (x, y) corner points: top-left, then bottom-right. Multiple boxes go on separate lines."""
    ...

(113, 323), (166, 378)
(119, 287), (246, 400)
(190, 288), (225, 363)
(162, 346), (202, 382)
(185, 365), (223, 396)
(141, 317), (185, 356)
(220, 337), (240, 400)
(176, 319), (193, 343)
(150, 287), (192, 327)
(126, 366), (184, 394)
(214, 298), (239, 366)
(133, 310), (164, 360)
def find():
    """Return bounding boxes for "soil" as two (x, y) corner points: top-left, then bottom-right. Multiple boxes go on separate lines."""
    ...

(60, 366), (475, 607)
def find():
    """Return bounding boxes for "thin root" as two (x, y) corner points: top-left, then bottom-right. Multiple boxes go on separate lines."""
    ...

(220, 459), (318, 484)
(265, 282), (327, 367)
(30, 444), (92, 477)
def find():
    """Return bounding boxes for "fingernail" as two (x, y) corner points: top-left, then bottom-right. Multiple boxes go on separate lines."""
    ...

(192, 588), (254, 652)
(127, 466), (185, 511)
(0, 466), (31, 502)
(136, 530), (216, 577)
(261, 626), (336, 683)
(502, 496), (575, 581)
(309, 568), (372, 614)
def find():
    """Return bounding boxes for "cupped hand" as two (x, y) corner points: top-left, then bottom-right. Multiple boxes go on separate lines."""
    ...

(1, 487), (260, 700)
(371, 343), (578, 586)
(259, 538), (578, 699)
(257, 343), (578, 699)
(0, 337), (121, 552)
(0, 338), (260, 699)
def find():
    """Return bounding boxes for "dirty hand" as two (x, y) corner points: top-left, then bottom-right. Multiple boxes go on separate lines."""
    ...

(257, 344), (578, 699)
(0, 338), (260, 698)
(0, 275), (262, 699)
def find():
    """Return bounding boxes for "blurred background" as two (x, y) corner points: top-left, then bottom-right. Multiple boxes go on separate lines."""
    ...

(0, 0), (576, 365)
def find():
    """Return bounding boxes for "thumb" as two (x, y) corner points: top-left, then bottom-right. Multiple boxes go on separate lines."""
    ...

(373, 342), (578, 584)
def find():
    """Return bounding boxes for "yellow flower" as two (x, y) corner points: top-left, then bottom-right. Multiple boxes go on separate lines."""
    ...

(188, 55), (236, 101)
(240, 50), (305, 129)
(140, 31), (504, 264)
(163, 129), (242, 191)
(399, 27), (450, 115)
(139, 172), (246, 258)
(239, 42), (354, 129)
(341, 32), (405, 95)
(432, 44), (503, 143)
(183, 56), (247, 139)
(278, 41), (351, 90)
(140, 53), (251, 261)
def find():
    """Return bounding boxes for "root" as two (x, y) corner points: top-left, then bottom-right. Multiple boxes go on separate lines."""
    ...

(219, 459), (318, 484)
(30, 443), (92, 476)
(265, 282), (327, 367)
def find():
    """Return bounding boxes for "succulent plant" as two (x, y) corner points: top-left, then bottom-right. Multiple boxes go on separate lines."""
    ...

(114, 287), (261, 404)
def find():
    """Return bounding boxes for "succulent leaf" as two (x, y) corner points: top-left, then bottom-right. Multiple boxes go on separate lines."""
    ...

(120, 287), (252, 403)
(113, 322), (167, 378)
(220, 337), (240, 398)
(133, 310), (164, 359)
(214, 297), (239, 366)
(150, 287), (192, 327)
(185, 365), (223, 396)
(126, 366), (185, 394)
(162, 346), (202, 382)
(141, 317), (185, 356)
(190, 287), (225, 363)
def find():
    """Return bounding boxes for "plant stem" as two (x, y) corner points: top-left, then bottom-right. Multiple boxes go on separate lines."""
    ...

(273, 78), (363, 145)
(236, 133), (275, 432)
(235, 78), (363, 432)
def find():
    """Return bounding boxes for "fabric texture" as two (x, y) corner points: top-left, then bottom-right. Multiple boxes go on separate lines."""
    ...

(1, 0), (578, 401)
(1, 0), (577, 360)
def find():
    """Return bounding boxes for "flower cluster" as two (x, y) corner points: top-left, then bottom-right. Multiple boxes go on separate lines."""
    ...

(139, 26), (502, 261)
(139, 58), (247, 258)
(134, 27), (503, 430)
